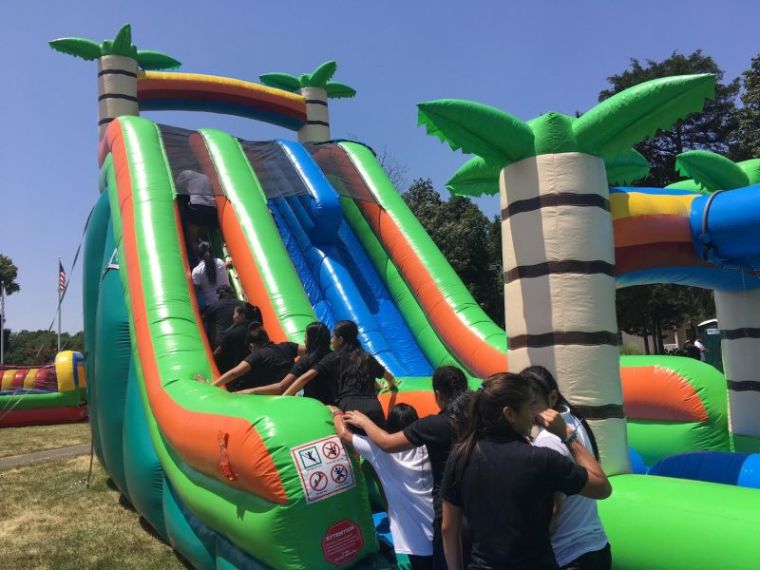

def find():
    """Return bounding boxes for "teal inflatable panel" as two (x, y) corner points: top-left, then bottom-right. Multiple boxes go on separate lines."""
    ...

(124, 358), (168, 541)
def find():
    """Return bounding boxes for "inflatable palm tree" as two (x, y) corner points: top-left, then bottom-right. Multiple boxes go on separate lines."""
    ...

(418, 74), (715, 473)
(260, 61), (356, 143)
(670, 149), (760, 451)
(50, 24), (180, 136)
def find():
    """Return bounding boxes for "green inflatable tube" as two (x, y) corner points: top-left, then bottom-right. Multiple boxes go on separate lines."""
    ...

(338, 141), (506, 352)
(600, 474), (760, 569)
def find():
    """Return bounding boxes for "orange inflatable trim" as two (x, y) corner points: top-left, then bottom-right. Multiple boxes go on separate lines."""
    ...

(103, 120), (287, 503)
(357, 200), (507, 379)
(621, 366), (708, 423)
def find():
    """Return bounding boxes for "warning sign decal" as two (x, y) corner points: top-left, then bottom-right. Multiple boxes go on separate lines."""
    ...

(322, 520), (364, 566)
(291, 435), (356, 504)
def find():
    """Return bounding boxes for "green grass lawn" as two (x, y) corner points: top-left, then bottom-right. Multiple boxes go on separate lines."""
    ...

(0, 424), (185, 569)
(0, 421), (91, 458)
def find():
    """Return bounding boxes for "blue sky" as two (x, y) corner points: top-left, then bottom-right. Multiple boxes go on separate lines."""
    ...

(1, 0), (758, 333)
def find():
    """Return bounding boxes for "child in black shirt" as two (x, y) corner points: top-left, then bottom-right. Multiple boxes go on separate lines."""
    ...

(243, 322), (335, 405)
(285, 320), (397, 429)
(440, 372), (612, 570)
(211, 325), (303, 392)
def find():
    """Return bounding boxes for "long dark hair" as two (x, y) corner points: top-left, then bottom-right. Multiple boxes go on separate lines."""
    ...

(246, 326), (270, 348)
(432, 366), (468, 410)
(521, 365), (600, 460)
(453, 372), (533, 467)
(333, 320), (372, 392)
(386, 403), (420, 433)
(305, 322), (331, 358)
(198, 241), (217, 285)
(447, 390), (474, 442)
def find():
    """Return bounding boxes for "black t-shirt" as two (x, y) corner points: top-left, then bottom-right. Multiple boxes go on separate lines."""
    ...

(403, 412), (453, 514)
(312, 348), (385, 402)
(216, 323), (249, 373)
(291, 349), (335, 405)
(441, 434), (588, 570)
(229, 341), (299, 392)
(203, 298), (241, 348)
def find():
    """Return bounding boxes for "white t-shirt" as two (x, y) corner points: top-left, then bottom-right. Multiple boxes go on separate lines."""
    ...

(351, 435), (434, 555)
(532, 408), (608, 567)
(694, 340), (707, 361)
(191, 258), (229, 305)
(176, 170), (216, 207)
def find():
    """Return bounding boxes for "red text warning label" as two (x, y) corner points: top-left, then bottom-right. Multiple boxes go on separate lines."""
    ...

(291, 435), (355, 504)
(322, 519), (364, 566)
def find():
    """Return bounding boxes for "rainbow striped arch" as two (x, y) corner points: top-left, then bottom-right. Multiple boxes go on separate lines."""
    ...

(137, 72), (307, 130)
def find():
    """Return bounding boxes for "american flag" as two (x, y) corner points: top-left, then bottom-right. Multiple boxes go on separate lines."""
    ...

(58, 261), (67, 293)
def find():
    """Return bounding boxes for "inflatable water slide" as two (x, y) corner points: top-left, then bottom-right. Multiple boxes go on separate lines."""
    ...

(53, 25), (760, 569)
(0, 351), (87, 427)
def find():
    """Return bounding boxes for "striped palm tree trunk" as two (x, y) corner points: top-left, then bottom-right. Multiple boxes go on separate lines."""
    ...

(97, 55), (139, 137)
(297, 87), (330, 143)
(714, 289), (760, 450)
(501, 152), (630, 475)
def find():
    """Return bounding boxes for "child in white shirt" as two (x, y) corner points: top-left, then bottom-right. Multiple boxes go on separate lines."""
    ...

(333, 404), (434, 569)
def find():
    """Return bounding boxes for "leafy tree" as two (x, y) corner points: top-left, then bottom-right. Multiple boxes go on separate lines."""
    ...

(3, 330), (84, 365)
(617, 285), (713, 354)
(259, 60), (357, 99)
(49, 24), (180, 69)
(598, 51), (741, 187)
(0, 254), (20, 295)
(737, 54), (760, 158)
(403, 179), (504, 325)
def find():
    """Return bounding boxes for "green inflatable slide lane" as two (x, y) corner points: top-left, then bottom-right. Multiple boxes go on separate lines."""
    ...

(98, 116), (381, 569)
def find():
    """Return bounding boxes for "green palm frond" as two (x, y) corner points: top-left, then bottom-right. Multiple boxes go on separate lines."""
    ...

(417, 99), (534, 165)
(605, 148), (650, 185)
(737, 159), (760, 185)
(259, 72), (302, 93)
(49, 37), (102, 60)
(665, 179), (706, 194)
(675, 150), (748, 192)
(50, 24), (180, 69)
(448, 147), (650, 197)
(306, 60), (337, 87)
(324, 81), (356, 99)
(259, 61), (355, 98)
(574, 74), (715, 159)
(111, 24), (133, 55)
(136, 50), (181, 71)
(447, 157), (501, 197)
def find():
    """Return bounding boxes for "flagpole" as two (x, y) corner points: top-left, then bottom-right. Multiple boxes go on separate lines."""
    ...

(57, 258), (62, 353)
(1, 281), (5, 365)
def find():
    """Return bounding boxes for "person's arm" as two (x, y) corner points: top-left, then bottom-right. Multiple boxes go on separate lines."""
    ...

(238, 373), (297, 396)
(213, 345), (223, 357)
(342, 411), (415, 452)
(297, 344), (307, 357)
(442, 500), (464, 570)
(283, 369), (319, 396)
(331, 406), (354, 447)
(213, 360), (252, 388)
(538, 409), (612, 500)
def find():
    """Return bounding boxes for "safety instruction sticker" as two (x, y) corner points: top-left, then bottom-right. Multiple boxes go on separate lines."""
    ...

(291, 435), (356, 504)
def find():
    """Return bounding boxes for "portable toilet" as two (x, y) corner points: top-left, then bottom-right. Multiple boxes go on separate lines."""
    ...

(697, 318), (723, 372)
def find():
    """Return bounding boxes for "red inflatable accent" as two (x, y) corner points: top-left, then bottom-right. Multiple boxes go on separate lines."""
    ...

(0, 405), (88, 427)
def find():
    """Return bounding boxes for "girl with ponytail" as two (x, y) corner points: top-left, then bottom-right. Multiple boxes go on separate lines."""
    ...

(285, 320), (397, 430)
(441, 373), (611, 570)
(523, 366), (611, 569)
(191, 241), (230, 309)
